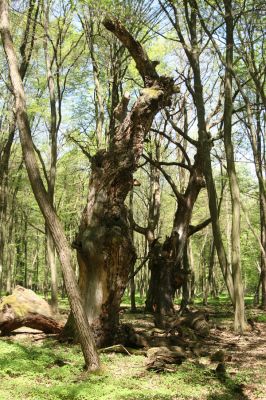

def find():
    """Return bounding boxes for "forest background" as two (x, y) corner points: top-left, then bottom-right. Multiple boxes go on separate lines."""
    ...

(0, 0), (265, 373)
(0, 0), (266, 398)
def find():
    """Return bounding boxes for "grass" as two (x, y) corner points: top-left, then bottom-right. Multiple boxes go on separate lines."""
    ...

(0, 295), (265, 400)
(0, 337), (253, 400)
(121, 293), (256, 309)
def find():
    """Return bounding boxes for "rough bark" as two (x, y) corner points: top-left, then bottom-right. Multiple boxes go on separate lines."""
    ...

(69, 17), (178, 346)
(0, 0), (99, 370)
(146, 155), (206, 315)
(0, 286), (62, 335)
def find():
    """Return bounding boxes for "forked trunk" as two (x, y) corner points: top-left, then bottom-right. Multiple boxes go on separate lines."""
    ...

(146, 161), (205, 315)
(66, 17), (178, 345)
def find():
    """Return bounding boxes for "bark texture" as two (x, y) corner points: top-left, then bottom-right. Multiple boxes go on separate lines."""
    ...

(70, 17), (178, 346)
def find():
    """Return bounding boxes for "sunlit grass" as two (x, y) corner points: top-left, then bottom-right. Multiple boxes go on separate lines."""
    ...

(1, 294), (265, 399)
(0, 338), (253, 400)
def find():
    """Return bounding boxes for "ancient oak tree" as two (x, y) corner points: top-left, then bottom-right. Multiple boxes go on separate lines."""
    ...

(69, 17), (179, 346)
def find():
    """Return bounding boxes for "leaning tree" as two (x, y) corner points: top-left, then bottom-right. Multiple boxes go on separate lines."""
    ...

(0, 0), (99, 371)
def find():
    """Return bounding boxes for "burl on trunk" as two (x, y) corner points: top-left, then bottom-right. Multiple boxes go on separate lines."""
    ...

(67, 17), (179, 346)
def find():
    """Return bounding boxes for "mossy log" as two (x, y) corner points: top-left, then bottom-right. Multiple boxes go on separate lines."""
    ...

(0, 286), (63, 335)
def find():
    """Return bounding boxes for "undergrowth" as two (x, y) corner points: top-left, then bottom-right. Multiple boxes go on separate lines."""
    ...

(0, 334), (262, 400)
(0, 298), (265, 400)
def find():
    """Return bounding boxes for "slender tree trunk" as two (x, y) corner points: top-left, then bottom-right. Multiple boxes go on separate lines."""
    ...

(0, 0), (99, 370)
(0, 124), (14, 295)
(249, 98), (266, 309)
(253, 269), (261, 307)
(47, 230), (58, 313)
(82, 10), (105, 148)
(129, 190), (136, 312)
(223, 0), (247, 332)
(43, 0), (58, 313)
(23, 216), (28, 288)
(246, 105), (266, 309)
(132, 138), (162, 313)
(260, 200), (266, 309)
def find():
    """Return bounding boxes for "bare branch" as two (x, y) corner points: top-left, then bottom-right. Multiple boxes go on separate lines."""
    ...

(142, 153), (184, 202)
(103, 16), (159, 85)
(150, 127), (191, 166)
(68, 134), (92, 160)
(127, 254), (150, 282)
(165, 110), (199, 146)
(188, 218), (211, 236)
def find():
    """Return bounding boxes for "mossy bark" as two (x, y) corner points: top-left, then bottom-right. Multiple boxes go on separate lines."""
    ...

(64, 18), (178, 346)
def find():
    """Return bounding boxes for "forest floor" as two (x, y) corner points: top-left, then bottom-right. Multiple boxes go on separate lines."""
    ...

(0, 298), (265, 400)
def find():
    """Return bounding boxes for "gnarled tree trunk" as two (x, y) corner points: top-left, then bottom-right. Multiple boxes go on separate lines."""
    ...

(68, 17), (178, 346)
(146, 158), (206, 315)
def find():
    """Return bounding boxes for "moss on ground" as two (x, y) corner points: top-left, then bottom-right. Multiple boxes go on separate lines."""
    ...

(0, 336), (263, 400)
(0, 298), (265, 400)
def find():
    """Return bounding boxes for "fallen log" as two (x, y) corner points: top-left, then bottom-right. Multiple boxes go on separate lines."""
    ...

(183, 311), (210, 337)
(0, 286), (63, 335)
(154, 310), (210, 338)
(146, 346), (186, 372)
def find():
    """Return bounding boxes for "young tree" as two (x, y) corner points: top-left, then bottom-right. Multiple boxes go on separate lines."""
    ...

(0, 0), (99, 371)
(223, 0), (246, 332)
(235, 5), (266, 309)
(0, 0), (39, 294)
